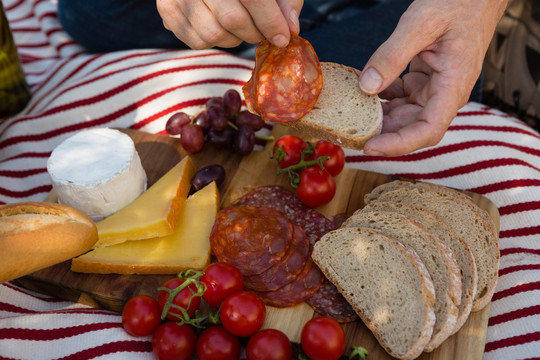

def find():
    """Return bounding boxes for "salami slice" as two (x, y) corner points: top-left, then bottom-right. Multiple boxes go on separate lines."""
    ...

(233, 185), (337, 245)
(242, 32), (323, 123)
(244, 224), (310, 292)
(210, 206), (293, 276)
(307, 280), (359, 323)
(252, 258), (324, 308)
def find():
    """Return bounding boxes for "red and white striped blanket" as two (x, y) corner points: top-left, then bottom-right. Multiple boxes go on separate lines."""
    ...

(1, 0), (539, 358)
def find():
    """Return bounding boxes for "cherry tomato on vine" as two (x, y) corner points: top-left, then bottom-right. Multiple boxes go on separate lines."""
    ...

(196, 325), (241, 360)
(157, 278), (201, 321)
(220, 290), (266, 337)
(200, 262), (244, 307)
(121, 295), (161, 337)
(272, 135), (306, 169)
(246, 329), (293, 360)
(296, 166), (336, 208)
(152, 322), (196, 360)
(306, 140), (345, 176)
(301, 317), (346, 360)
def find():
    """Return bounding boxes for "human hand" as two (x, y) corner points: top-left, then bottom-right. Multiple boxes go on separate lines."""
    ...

(156, 0), (303, 49)
(359, 0), (510, 156)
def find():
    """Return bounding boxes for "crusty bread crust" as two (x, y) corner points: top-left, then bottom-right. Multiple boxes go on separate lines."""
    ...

(286, 62), (383, 150)
(344, 211), (461, 352)
(312, 227), (436, 360)
(358, 201), (478, 345)
(367, 186), (499, 312)
(365, 179), (497, 234)
(0, 202), (97, 283)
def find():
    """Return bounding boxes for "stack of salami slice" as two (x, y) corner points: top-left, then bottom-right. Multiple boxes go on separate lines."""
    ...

(209, 185), (359, 322)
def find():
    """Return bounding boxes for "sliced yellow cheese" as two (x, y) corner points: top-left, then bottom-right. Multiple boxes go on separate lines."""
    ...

(94, 156), (196, 248)
(71, 181), (220, 274)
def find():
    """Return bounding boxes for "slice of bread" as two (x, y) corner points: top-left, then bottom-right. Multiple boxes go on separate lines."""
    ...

(312, 227), (436, 360)
(366, 187), (499, 311)
(358, 201), (477, 343)
(286, 62), (383, 150)
(365, 180), (496, 234)
(343, 211), (461, 351)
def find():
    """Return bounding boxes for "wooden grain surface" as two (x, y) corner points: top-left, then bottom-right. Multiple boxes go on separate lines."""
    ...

(17, 126), (499, 359)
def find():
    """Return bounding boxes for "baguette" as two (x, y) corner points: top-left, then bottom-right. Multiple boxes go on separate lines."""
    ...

(312, 227), (436, 360)
(286, 62), (383, 150)
(0, 202), (98, 283)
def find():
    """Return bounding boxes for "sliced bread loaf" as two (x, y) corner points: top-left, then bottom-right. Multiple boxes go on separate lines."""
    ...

(358, 201), (477, 343)
(286, 62), (383, 150)
(343, 211), (461, 351)
(366, 187), (499, 311)
(365, 180), (497, 235)
(312, 227), (436, 360)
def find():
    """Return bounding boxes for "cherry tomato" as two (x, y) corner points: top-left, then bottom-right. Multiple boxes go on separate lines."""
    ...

(121, 295), (161, 337)
(158, 278), (201, 321)
(296, 166), (336, 208)
(272, 135), (306, 169)
(246, 329), (293, 360)
(196, 325), (241, 360)
(306, 140), (345, 177)
(200, 262), (244, 307)
(301, 317), (346, 360)
(152, 322), (196, 360)
(220, 290), (266, 337)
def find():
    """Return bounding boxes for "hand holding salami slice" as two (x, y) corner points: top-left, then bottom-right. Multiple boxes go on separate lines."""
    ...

(243, 32), (323, 123)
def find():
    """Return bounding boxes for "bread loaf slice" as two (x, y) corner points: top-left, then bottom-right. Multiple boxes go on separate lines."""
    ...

(286, 62), (383, 150)
(364, 180), (497, 234)
(366, 187), (499, 311)
(344, 211), (461, 351)
(358, 201), (477, 342)
(312, 227), (436, 360)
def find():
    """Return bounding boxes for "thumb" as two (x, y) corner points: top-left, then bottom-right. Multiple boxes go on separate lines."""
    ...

(358, 9), (441, 95)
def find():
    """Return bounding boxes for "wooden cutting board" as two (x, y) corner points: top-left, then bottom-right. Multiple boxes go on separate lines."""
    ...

(17, 126), (499, 360)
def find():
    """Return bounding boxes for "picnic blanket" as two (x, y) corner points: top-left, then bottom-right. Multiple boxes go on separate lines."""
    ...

(1, 0), (540, 359)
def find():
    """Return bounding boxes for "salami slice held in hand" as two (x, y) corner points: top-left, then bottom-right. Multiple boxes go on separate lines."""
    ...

(243, 33), (323, 123)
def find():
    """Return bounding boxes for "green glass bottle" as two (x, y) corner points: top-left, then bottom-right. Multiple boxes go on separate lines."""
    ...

(0, 3), (31, 118)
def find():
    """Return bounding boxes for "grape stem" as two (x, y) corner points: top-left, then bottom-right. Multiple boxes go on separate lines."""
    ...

(227, 121), (274, 142)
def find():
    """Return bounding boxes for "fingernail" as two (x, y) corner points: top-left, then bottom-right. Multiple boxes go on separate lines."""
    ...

(359, 67), (383, 94)
(289, 9), (299, 32)
(271, 34), (288, 48)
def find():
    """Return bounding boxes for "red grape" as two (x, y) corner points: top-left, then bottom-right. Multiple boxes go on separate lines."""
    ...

(193, 111), (210, 133)
(180, 124), (205, 153)
(207, 127), (235, 148)
(236, 110), (264, 131)
(235, 125), (255, 155)
(206, 97), (223, 109)
(223, 89), (242, 119)
(165, 112), (190, 135)
(207, 105), (228, 131)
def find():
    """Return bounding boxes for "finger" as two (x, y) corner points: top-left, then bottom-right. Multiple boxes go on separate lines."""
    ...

(184, 0), (246, 48)
(364, 89), (457, 156)
(358, 3), (444, 95)
(239, 0), (292, 48)
(277, 0), (304, 34)
(378, 78), (405, 100)
(204, 0), (265, 44)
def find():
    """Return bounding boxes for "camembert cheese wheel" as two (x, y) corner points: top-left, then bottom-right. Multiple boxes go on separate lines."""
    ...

(47, 128), (147, 222)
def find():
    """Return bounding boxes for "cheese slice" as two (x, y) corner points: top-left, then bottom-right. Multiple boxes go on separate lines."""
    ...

(94, 155), (196, 248)
(71, 181), (220, 274)
(47, 128), (147, 222)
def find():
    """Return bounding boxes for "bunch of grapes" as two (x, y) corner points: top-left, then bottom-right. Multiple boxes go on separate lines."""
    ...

(165, 89), (266, 155)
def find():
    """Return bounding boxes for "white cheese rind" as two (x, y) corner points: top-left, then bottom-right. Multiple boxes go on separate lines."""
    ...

(47, 128), (147, 222)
